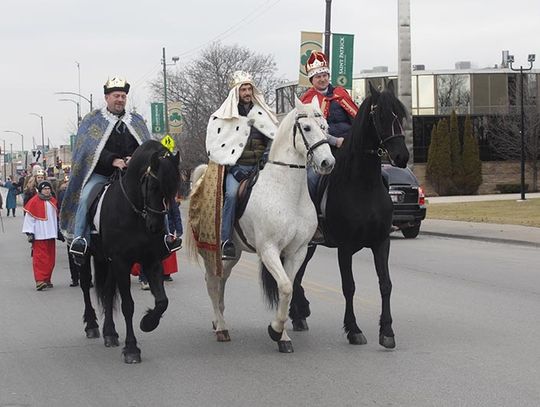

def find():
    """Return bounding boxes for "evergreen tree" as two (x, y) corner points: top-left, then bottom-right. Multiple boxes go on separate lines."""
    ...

(426, 119), (452, 195)
(461, 115), (482, 194)
(449, 110), (464, 194)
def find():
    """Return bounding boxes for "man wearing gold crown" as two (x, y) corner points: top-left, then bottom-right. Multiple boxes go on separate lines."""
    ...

(206, 70), (278, 259)
(60, 77), (180, 260)
(301, 51), (358, 242)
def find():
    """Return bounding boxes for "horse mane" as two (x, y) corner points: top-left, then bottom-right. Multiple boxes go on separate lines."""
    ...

(333, 88), (408, 180)
(128, 140), (179, 198)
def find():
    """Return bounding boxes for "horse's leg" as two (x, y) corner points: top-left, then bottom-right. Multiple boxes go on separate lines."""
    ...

(112, 258), (141, 364)
(79, 255), (99, 338)
(372, 238), (395, 349)
(99, 258), (119, 348)
(260, 248), (294, 353)
(205, 264), (232, 342)
(338, 246), (367, 345)
(289, 244), (317, 331)
(140, 260), (168, 333)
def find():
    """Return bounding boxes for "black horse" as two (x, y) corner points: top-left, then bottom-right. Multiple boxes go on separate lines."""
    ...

(289, 82), (410, 348)
(77, 140), (180, 363)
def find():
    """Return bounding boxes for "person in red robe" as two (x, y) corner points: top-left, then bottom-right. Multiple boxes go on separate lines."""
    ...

(300, 51), (359, 243)
(22, 181), (61, 291)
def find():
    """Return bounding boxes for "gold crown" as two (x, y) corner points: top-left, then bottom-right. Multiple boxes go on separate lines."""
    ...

(104, 77), (130, 94)
(230, 70), (253, 88)
(305, 51), (330, 78)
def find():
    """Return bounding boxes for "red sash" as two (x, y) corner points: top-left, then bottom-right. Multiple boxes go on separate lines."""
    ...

(301, 86), (358, 119)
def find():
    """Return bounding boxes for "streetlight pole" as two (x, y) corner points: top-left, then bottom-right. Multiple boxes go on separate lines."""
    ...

(3, 130), (25, 169)
(508, 53), (535, 201)
(2, 139), (6, 180)
(29, 113), (46, 167)
(324, 0), (332, 57)
(55, 91), (93, 112)
(58, 98), (81, 126)
(10, 143), (14, 177)
(161, 47), (179, 135)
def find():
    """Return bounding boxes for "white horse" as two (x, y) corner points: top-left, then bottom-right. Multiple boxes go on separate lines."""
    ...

(187, 99), (335, 353)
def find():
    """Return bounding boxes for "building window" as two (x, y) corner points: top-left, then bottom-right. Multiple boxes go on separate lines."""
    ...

(436, 74), (470, 115)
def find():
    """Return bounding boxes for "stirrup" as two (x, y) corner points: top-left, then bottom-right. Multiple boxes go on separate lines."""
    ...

(221, 240), (236, 260)
(164, 235), (182, 253)
(69, 237), (88, 256)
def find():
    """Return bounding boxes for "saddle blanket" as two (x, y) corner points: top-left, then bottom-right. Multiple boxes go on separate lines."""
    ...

(189, 161), (224, 276)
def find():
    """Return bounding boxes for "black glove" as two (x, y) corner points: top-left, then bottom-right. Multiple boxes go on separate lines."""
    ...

(57, 230), (65, 242)
(26, 233), (35, 243)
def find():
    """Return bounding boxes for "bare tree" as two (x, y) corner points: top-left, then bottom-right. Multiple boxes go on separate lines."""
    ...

(437, 74), (471, 115)
(488, 105), (540, 191)
(149, 42), (283, 170)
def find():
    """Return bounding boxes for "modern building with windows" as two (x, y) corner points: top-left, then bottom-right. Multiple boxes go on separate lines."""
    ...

(275, 66), (540, 193)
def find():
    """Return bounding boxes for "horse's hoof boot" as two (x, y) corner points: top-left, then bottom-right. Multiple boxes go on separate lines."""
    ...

(347, 332), (368, 345)
(267, 325), (281, 342)
(278, 340), (294, 353)
(292, 319), (309, 331)
(379, 334), (396, 349)
(104, 336), (120, 347)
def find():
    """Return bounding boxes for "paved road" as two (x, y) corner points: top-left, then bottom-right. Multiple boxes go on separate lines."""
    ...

(1, 204), (539, 406)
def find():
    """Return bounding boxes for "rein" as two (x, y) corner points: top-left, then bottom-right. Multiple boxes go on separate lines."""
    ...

(267, 113), (328, 169)
(365, 104), (405, 165)
(118, 167), (168, 219)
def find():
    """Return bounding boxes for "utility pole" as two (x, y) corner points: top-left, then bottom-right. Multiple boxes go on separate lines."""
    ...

(324, 0), (332, 57)
(162, 47), (169, 135)
(2, 140), (6, 180)
(398, 0), (414, 168)
(29, 113), (46, 168)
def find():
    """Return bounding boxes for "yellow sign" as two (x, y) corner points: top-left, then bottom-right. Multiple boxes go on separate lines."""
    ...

(161, 135), (175, 152)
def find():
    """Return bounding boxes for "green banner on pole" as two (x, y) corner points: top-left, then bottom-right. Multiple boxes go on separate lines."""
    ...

(331, 33), (354, 90)
(151, 102), (165, 134)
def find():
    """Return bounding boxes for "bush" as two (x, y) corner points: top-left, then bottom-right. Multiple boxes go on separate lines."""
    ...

(495, 184), (529, 194)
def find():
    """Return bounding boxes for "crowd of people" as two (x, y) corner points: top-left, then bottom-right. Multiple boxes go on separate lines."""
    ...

(2, 49), (356, 292)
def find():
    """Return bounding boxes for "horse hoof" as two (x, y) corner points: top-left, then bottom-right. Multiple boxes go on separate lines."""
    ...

(123, 352), (141, 364)
(140, 314), (160, 332)
(278, 340), (294, 353)
(267, 325), (281, 342)
(216, 330), (231, 342)
(347, 332), (368, 345)
(379, 334), (396, 349)
(104, 336), (119, 347)
(292, 319), (309, 331)
(85, 328), (100, 339)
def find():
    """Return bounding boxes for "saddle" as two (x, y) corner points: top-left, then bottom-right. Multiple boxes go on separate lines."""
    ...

(87, 182), (111, 236)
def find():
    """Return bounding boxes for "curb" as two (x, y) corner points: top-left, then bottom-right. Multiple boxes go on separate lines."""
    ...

(420, 231), (540, 248)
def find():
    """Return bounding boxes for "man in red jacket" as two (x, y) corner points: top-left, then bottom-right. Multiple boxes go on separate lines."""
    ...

(301, 51), (358, 242)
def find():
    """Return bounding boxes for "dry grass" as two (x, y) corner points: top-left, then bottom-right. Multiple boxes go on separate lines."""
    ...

(426, 198), (540, 227)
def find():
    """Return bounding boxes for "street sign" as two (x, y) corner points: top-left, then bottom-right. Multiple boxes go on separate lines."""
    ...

(331, 33), (354, 90)
(161, 135), (175, 152)
(168, 102), (183, 135)
(151, 102), (165, 134)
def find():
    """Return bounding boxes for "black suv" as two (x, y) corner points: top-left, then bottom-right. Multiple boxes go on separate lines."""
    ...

(381, 164), (427, 238)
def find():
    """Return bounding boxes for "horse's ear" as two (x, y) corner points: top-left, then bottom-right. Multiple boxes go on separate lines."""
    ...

(173, 151), (180, 166)
(310, 97), (322, 113)
(369, 81), (380, 100)
(387, 80), (396, 95)
(294, 95), (303, 107)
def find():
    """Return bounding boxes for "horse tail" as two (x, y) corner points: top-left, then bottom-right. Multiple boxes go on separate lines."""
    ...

(260, 261), (279, 309)
(93, 257), (117, 310)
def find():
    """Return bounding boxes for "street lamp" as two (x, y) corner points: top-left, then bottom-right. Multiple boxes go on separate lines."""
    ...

(55, 91), (93, 112)
(161, 47), (179, 135)
(29, 112), (46, 167)
(1, 139), (6, 180)
(3, 130), (25, 169)
(58, 98), (82, 126)
(508, 53), (535, 201)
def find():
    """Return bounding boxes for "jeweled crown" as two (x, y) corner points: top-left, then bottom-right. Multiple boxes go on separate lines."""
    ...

(230, 70), (253, 88)
(305, 51), (330, 79)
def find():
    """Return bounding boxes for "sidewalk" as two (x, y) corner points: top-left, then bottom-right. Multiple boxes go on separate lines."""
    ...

(421, 192), (540, 247)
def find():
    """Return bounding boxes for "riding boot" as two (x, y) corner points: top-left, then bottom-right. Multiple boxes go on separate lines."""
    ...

(164, 234), (182, 252)
(221, 240), (236, 260)
(309, 216), (325, 245)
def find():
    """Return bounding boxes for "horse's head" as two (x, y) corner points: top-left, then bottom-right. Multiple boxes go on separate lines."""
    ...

(293, 98), (335, 175)
(365, 81), (410, 168)
(127, 141), (181, 234)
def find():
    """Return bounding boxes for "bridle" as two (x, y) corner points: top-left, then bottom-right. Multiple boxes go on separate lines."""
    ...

(365, 104), (405, 166)
(119, 166), (168, 220)
(267, 113), (329, 169)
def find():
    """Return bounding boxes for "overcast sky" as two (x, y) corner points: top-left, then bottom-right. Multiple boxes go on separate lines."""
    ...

(1, 0), (538, 150)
